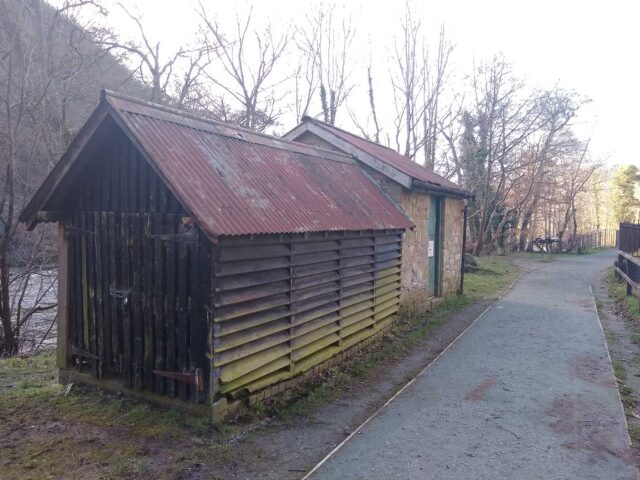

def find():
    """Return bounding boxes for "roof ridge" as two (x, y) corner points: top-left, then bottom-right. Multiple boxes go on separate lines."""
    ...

(102, 90), (355, 165)
(301, 115), (400, 154)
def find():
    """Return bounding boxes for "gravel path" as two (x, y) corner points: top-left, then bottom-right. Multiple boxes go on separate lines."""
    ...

(307, 251), (638, 480)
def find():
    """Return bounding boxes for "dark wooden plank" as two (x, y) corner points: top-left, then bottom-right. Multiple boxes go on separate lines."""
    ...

(152, 214), (165, 394)
(107, 213), (119, 373)
(149, 167), (158, 213)
(80, 212), (90, 360)
(165, 214), (178, 397)
(66, 220), (76, 363)
(121, 214), (132, 387)
(84, 213), (98, 377)
(120, 143), (129, 212)
(131, 214), (144, 389)
(177, 234), (189, 401)
(93, 212), (105, 378)
(57, 222), (70, 369)
(100, 212), (112, 372)
(129, 147), (138, 212)
(72, 212), (84, 362)
(143, 214), (154, 391)
(139, 154), (148, 213)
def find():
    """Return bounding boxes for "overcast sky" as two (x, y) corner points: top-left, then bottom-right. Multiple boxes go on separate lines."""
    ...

(75, 0), (640, 168)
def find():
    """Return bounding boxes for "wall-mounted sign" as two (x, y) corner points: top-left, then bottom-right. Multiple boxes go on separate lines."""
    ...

(428, 240), (435, 257)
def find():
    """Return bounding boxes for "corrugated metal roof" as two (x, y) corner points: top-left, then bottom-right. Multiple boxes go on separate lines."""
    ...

(104, 93), (413, 239)
(302, 118), (470, 195)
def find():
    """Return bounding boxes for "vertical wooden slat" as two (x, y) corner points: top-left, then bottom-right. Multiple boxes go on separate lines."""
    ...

(73, 212), (84, 361)
(57, 222), (70, 369)
(93, 212), (104, 378)
(152, 214), (166, 394)
(143, 214), (154, 391)
(85, 214), (98, 376)
(139, 155), (148, 212)
(165, 214), (177, 397)
(100, 212), (112, 372)
(108, 213), (119, 372)
(129, 148), (138, 212)
(67, 221), (77, 360)
(189, 231), (203, 401)
(131, 214), (144, 389)
(121, 214), (132, 387)
(177, 238), (189, 401)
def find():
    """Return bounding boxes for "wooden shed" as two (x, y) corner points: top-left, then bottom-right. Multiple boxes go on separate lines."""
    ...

(20, 91), (413, 417)
(284, 118), (473, 318)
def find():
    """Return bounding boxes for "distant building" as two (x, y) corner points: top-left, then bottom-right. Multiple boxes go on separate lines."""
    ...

(284, 117), (473, 318)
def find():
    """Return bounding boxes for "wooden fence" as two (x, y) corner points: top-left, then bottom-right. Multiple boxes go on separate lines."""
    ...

(620, 223), (640, 256)
(574, 229), (618, 252)
(615, 223), (640, 308)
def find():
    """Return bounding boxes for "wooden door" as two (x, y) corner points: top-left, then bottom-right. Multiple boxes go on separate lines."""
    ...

(427, 196), (442, 297)
(66, 212), (210, 402)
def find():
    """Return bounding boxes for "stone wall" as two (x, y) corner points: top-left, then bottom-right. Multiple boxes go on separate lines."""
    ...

(358, 167), (431, 317)
(442, 197), (465, 294)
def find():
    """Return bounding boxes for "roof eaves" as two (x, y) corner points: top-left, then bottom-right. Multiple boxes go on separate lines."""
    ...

(411, 179), (474, 198)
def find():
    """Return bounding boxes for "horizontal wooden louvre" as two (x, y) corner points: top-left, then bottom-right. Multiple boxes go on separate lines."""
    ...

(212, 230), (403, 397)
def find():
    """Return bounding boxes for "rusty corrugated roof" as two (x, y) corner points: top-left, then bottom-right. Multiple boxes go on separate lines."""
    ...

(102, 92), (413, 239)
(295, 117), (471, 196)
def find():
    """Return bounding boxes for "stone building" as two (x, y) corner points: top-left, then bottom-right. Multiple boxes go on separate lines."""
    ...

(284, 118), (473, 318)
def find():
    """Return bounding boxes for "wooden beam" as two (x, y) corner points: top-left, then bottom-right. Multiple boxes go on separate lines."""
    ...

(615, 266), (639, 295)
(619, 250), (640, 267)
(57, 222), (70, 369)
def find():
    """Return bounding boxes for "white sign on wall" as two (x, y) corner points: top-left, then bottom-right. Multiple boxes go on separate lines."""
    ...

(428, 240), (435, 258)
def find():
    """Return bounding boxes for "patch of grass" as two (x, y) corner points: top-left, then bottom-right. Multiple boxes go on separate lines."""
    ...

(464, 256), (521, 301)
(613, 360), (627, 382)
(111, 456), (148, 479)
(606, 268), (640, 321)
(629, 423), (640, 443)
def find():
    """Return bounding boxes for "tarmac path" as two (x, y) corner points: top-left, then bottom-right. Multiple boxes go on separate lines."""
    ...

(307, 250), (638, 480)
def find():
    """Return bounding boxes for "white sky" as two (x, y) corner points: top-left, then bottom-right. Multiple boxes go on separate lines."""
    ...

(70, 0), (640, 168)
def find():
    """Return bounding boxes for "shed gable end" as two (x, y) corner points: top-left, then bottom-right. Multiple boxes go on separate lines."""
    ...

(61, 121), (187, 215)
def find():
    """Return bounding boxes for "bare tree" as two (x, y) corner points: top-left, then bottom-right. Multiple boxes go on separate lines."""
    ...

(0, 0), (108, 354)
(98, 3), (210, 106)
(298, 5), (355, 125)
(422, 26), (452, 170)
(198, 6), (288, 132)
(391, 6), (424, 158)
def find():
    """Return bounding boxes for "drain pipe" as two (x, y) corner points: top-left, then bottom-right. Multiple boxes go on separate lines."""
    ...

(459, 201), (468, 295)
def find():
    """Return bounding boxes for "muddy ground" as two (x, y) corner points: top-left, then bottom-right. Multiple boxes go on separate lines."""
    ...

(1, 256), (527, 480)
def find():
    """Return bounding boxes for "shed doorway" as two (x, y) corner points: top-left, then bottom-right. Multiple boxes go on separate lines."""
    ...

(427, 196), (442, 297)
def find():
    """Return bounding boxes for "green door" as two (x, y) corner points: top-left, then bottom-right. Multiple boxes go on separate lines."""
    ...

(427, 196), (442, 297)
